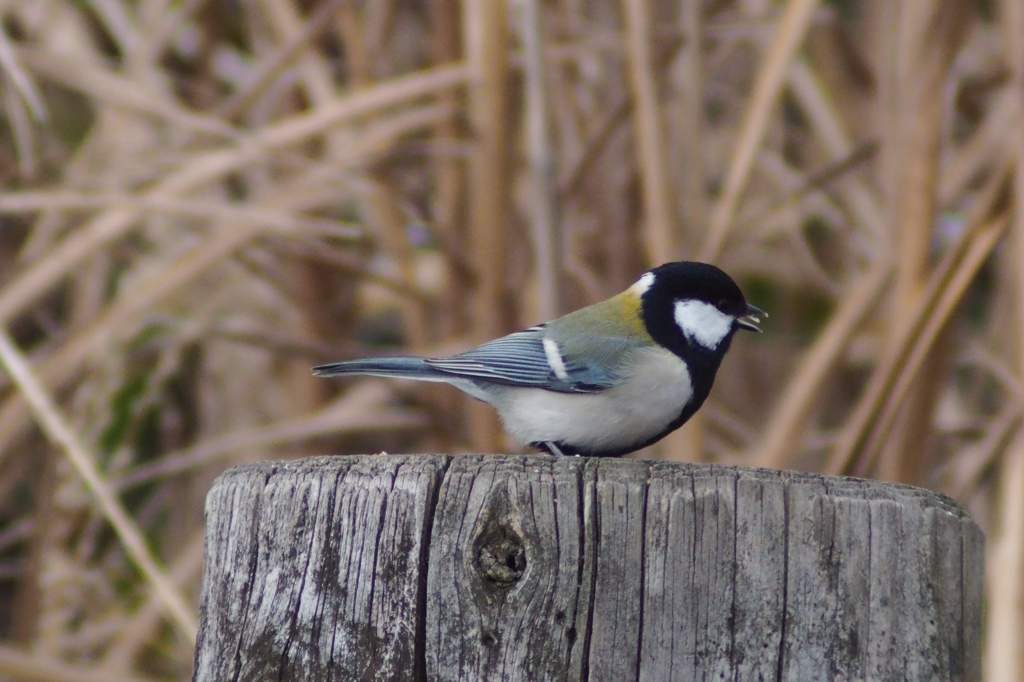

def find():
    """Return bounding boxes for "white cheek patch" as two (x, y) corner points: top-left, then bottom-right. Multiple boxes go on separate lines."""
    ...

(673, 299), (734, 349)
(630, 272), (655, 295)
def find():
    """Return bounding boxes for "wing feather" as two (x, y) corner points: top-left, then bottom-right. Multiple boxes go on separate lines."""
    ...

(425, 326), (623, 393)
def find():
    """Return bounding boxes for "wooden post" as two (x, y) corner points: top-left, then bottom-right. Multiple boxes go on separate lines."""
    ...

(192, 455), (983, 681)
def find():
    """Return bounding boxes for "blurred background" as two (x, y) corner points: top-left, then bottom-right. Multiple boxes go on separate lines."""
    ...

(0, 0), (1020, 679)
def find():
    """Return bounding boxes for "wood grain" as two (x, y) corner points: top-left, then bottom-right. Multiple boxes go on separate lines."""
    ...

(193, 455), (983, 681)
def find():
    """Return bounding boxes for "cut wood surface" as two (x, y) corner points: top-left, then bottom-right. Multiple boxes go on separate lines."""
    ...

(192, 455), (983, 681)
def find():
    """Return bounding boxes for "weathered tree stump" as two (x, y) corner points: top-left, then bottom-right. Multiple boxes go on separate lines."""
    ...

(192, 455), (983, 681)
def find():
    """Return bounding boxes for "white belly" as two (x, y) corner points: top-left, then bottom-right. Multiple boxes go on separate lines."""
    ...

(485, 346), (693, 452)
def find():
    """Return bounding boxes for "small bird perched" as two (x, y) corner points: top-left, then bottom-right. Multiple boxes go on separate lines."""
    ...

(313, 261), (763, 457)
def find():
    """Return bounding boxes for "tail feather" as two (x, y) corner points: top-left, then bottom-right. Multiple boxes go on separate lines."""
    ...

(312, 356), (447, 381)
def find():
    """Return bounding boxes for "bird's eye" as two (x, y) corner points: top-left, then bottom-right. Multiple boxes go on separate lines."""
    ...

(717, 299), (729, 309)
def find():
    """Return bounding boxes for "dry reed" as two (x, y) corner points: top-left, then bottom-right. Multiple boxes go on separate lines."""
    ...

(0, 0), (1019, 678)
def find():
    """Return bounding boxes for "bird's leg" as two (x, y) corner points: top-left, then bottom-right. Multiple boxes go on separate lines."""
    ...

(531, 441), (558, 456)
(531, 441), (577, 456)
(545, 441), (568, 457)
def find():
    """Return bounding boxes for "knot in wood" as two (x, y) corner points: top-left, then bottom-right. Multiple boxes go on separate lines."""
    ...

(475, 524), (526, 587)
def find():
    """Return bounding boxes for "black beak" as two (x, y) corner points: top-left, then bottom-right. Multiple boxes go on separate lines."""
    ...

(737, 304), (766, 333)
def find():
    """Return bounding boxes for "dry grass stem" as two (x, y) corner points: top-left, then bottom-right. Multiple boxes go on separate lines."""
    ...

(852, 212), (1008, 476)
(0, 30), (47, 121)
(464, 0), (511, 450)
(0, 330), (197, 640)
(986, 434), (1024, 682)
(115, 382), (426, 491)
(0, 0), (1019, 675)
(987, 0), (1024, 675)
(520, 0), (562, 320)
(622, 0), (675, 264)
(701, 0), (820, 261)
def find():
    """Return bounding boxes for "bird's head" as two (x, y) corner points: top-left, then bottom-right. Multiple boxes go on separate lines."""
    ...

(637, 261), (764, 355)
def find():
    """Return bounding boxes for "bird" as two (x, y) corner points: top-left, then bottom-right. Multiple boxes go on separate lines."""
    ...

(313, 261), (764, 458)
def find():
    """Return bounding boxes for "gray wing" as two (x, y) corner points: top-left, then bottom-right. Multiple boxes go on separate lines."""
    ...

(425, 326), (624, 393)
